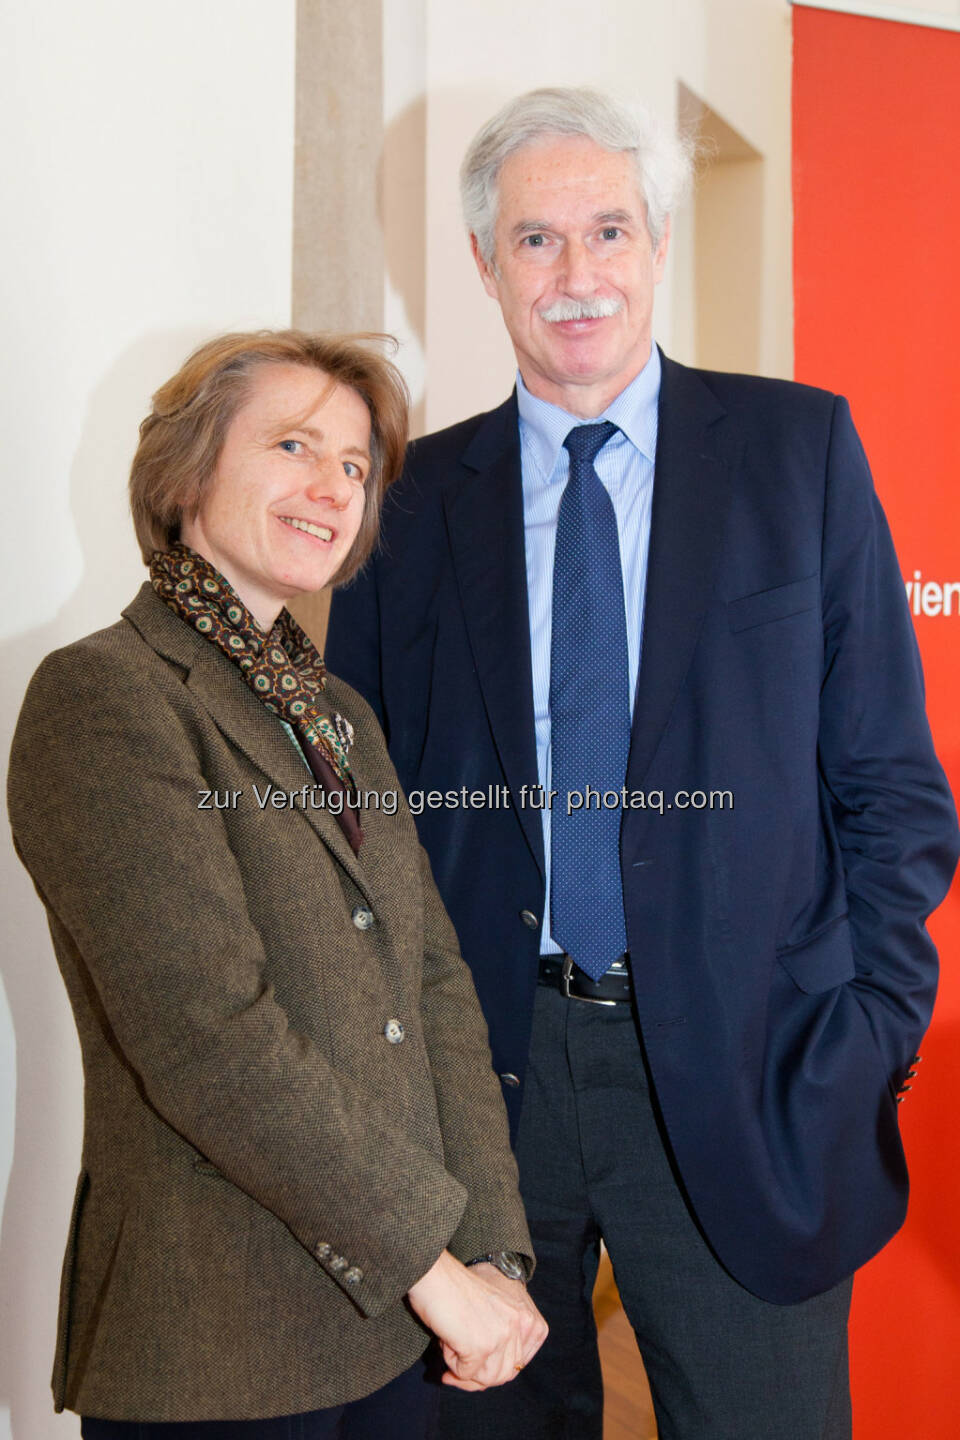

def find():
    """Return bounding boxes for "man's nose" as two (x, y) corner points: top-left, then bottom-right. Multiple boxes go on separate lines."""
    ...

(559, 238), (597, 295)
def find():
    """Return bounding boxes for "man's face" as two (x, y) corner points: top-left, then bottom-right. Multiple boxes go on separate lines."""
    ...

(473, 134), (668, 418)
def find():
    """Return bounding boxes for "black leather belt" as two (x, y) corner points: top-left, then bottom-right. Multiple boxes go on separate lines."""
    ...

(538, 953), (632, 1005)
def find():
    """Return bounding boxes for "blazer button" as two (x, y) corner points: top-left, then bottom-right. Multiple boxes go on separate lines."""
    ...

(384, 1019), (405, 1044)
(315, 1242), (332, 1260)
(329, 1254), (348, 1273)
(519, 909), (539, 930)
(352, 906), (375, 930)
(500, 1072), (520, 1087)
(344, 1266), (363, 1285)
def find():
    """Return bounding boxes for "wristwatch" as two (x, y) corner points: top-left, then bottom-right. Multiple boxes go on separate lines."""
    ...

(466, 1250), (529, 1282)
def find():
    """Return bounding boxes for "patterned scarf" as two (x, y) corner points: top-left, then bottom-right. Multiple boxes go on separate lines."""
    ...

(150, 544), (356, 791)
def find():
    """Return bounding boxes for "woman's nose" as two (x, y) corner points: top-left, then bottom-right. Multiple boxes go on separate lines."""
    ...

(304, 461), (356, 508)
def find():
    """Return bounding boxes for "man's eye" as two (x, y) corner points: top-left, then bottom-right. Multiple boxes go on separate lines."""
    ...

(279, 439), (303, 454)
(600, 227), (622, 241)
(523, 234), (546, 248)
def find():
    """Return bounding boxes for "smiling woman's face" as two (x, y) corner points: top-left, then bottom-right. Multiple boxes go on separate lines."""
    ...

(180, 363), (370, 630)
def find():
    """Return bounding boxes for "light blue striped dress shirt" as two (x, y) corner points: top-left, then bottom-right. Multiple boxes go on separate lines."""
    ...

(516, 343), (661, 956)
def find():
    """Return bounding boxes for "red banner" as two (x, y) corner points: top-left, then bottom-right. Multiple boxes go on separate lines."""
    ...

(794, 6), (960, 1435)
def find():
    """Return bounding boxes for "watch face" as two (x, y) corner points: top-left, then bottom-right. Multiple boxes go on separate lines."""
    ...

(495, 1251), (526, 1282)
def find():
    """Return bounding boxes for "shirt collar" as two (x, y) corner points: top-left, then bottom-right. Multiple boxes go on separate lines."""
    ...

(516, 343), (661, 480)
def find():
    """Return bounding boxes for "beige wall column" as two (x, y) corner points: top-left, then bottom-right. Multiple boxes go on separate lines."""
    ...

(292, 0), (385, 641)
(293, 0), (385, 332)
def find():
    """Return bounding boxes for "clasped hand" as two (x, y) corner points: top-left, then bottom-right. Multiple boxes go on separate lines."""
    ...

(407, 1249), (548, 1390)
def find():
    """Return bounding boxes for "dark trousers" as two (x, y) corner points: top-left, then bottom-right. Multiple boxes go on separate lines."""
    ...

(81, 1353), (440, 1440)
(439, 985), (852, 1440)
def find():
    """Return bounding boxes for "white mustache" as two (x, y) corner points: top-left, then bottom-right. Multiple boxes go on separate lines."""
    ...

(538, 295), (623, 323)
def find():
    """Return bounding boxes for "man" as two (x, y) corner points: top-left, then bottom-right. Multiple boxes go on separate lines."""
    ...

(327, 88), (959, 1439)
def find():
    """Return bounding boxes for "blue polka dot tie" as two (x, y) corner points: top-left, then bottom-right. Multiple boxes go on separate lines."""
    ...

(550, 421), (630, 981)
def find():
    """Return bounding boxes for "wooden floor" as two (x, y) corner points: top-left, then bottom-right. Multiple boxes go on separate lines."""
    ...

(595, 1250), (658, 1440)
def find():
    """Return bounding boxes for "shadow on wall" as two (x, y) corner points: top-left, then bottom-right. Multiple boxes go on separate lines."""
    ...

(0, 329), (208, 1439)
(381, 85), (520, 435)
(380, 91), (427, 439)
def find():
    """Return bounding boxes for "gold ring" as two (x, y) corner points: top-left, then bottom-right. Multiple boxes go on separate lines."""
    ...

(515, 1363), (524, 1371)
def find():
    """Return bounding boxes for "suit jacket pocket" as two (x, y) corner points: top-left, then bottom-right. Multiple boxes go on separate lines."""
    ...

(727, 574), (820, 633)
(776, 916), (855, 993)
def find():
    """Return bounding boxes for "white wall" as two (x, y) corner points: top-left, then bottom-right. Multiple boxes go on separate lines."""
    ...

(0, 4), (296, 1436)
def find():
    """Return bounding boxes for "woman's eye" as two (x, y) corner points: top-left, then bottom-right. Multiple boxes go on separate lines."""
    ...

(278, 439), (302, 454)
(343, 462), (365, 481)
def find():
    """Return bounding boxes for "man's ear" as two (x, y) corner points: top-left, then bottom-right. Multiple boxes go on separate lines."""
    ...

(471, 233), (500, 300)
(653, 215), (671, 283)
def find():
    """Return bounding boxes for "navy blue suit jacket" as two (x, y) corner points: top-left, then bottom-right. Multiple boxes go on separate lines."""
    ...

(326, 353), (959, 1304)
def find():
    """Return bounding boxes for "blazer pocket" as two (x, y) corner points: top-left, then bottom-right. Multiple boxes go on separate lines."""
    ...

(776, 915), (855, 993)
(727, 574), (820, 634)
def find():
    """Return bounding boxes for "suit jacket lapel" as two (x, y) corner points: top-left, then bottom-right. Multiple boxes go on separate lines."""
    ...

(626, 355), (736, 792)
(123, 586), (374, 902)
(442, 396), (544, 874)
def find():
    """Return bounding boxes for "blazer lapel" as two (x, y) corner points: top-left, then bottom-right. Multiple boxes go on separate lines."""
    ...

(123, 586), (374, 902)
(626, 355), (736, 792)
(442, 397), (544, 874)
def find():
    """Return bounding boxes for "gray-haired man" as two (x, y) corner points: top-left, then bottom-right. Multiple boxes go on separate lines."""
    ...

(327, 87), (958, 1439)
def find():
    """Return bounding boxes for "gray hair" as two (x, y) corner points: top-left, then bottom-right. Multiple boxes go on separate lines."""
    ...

(461, 86), (694, 264)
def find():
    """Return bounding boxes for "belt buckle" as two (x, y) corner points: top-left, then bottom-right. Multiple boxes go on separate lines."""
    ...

(561, 955), (617, 1007)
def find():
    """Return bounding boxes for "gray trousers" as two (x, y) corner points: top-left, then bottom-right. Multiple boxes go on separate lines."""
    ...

(440, 985), (852, 1440)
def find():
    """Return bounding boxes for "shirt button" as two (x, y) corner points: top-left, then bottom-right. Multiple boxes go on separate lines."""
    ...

(519, 910), (539, 930)
(500, 1072), (520, 1087)
(384, 1019), (405, 1044)
(329, 1255), (348, 1273)
(352, 906), (375, 930)
(315, 1242), (331, 1260)
(344, 1266), (363, 1285)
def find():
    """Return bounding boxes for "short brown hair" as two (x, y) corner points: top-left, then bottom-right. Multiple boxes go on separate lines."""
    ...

(129, 329), (409, 587)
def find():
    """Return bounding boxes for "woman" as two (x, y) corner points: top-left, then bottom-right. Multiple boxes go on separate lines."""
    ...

(8, 331), (546, 1438)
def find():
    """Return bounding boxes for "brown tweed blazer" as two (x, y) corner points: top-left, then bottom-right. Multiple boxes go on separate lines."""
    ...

(7, 584), (531, 1423)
